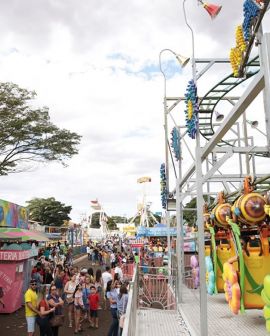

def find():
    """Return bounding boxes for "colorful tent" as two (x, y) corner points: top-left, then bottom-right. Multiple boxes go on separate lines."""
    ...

(0, 227), (49, 242)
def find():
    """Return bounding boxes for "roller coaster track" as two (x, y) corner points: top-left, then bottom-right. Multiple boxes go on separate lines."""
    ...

(198, 56), (260, 146)
(199, 0), (270, 148)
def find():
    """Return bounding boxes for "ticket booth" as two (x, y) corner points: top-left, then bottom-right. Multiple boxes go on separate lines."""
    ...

(0, 249), (37, 313)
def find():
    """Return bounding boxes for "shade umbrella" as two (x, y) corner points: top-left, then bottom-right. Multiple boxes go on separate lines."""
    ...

(0, 227), (49, 242)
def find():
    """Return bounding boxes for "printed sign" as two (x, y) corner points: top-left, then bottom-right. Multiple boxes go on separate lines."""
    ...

(137, 226), (177, 237)
(0, 199), (28, 229)
(0, 249), (38, 261)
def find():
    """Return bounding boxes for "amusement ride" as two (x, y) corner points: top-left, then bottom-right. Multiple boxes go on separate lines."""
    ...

(160, 0), (270, 334)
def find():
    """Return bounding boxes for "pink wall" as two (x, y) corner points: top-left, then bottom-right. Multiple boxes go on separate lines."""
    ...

(0, 263), (24, 313)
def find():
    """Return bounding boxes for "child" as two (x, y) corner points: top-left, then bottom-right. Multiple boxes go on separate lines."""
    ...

(73, 284), (84, 333)
(88, 285), (99, 328)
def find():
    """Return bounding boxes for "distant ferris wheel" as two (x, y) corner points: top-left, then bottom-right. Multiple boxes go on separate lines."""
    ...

(129, 176), (159, 227)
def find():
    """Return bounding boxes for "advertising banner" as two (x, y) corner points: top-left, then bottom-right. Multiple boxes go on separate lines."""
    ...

(137, 226), (177, 237)
(0, 249), (38, 261)
(0, 199), (28, 229)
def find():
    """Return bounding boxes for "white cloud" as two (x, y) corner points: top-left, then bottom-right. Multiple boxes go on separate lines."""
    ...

(0, 0), (269, 222)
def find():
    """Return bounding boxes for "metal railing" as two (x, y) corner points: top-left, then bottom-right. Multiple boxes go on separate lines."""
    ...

(138, 266), (176, 310)
(122, 265), (138, 336)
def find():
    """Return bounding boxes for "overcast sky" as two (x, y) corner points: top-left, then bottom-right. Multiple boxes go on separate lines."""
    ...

(0, 0), (269, 222)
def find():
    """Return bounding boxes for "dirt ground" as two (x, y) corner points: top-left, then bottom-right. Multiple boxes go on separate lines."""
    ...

(0, 256), (112, 336)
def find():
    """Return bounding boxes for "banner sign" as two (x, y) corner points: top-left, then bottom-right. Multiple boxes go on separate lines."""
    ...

(0, 249), (38, 261)
(0, 199), (28, 229)
(137, 226), (177, 237)
(130, 243), (144, 248)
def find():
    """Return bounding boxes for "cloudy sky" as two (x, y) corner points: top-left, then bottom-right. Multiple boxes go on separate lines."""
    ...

(0, 0), (269, 222)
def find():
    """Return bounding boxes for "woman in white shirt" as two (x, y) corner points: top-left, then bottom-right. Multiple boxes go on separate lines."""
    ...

(64, 274), (77, 328)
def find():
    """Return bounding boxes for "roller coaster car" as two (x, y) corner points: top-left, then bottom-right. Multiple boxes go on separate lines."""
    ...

(232, 177), (266, 226)
(242, 236), (270, 309)
(211, 191), (232, 229)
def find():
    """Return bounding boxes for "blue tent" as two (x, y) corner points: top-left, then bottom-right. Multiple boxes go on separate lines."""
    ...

(137, 226), (176, 237)
(154, 223), (166, 228)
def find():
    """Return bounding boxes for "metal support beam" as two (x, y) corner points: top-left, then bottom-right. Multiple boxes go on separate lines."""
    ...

(201, 150), (234, 183)
(179, 71), (264, 191)
(202, 71), (264, 160)
(213, 146), (269, 154)
(262, 33), (270, 149)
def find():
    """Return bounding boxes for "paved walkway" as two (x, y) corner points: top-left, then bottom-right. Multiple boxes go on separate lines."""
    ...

(0, 255), (112, 336)
(180, 285), (266, 336)
(135, 309), (191, 336)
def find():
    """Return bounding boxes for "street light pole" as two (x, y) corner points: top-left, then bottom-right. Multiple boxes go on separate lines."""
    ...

(159, 48), (190, 301)
(159, 48), (173, 273)
(183, 1), (208, 335)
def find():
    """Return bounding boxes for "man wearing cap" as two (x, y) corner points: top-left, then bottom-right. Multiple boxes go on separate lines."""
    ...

(25, 279), (40, 336)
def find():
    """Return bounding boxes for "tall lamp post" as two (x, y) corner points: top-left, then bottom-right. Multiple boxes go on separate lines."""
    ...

(182, 1), (222, 335)
(159, 48), (189, 275)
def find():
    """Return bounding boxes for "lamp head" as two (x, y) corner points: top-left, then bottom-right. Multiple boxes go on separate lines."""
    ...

(199, 1), (222, 19)
(175, 54), (190, 68)
(215, 110), (224, 122)
(247, 120), (259, 128)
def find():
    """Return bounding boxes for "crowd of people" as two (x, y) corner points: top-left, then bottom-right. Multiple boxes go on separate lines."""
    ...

(24, 237), (135, 336)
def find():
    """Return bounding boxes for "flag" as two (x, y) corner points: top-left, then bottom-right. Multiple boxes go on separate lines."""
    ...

(90, 199), (101, 210)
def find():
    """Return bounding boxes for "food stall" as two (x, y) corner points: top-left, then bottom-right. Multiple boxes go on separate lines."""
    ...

(0, 227), (48, 313)
(0, 246), (38, 313)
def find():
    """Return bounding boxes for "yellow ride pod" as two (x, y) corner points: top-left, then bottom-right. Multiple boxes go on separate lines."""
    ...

(232, 193), (266, 226)
(216, 242), (236, 293)
(223, 262), (241, 314)
(205, 245), (211, 257)
(212, 203), (231, 228)
(243, 238), (270, 309)
(262, 275), (270, 332)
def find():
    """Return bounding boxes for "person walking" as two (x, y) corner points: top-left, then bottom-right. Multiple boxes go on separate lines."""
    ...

(86, 245), (91, 261)
(73, 284), (84, 334)
(25, 279), (40, 336)
(102, 267), (112, 310)
(64, 274), (77, 328)
(36, 286), (55, 336)
(114, 263), (123, 282)
(117, 285), (129, 336)
(47, 285), (64, 336)
(88, 285), (99, 329)
(110, 252), (116, 269)
(82, 275), (92, 323)
(106, 280), (119, 336)
(95, 269), (103, 310)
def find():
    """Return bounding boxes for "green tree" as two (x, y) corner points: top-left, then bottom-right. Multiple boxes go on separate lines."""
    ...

(27, 197), (72, 226)
(90, 213), (101, 228)
(183, 196), (215, 226)
(0, 82), (81, 175)
(110, 216), (127, 224)
(107, 217), (117, 230)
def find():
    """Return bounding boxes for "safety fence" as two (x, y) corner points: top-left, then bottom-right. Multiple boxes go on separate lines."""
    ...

(122, 265), (138, 336)
(138, 266), (176, 310)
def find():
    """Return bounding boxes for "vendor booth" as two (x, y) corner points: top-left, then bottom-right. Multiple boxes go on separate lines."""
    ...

(137, 224), (177, 266)
(0, 226), (48, 313)
(123, 224), (137, 237)
(0, 246), (38, 313)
